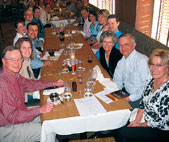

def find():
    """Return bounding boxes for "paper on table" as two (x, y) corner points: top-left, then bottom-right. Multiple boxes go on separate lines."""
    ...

(41, 49), (64, 60)
(95, 89), (113, 104)
(43, 87), (64, 95)
(74, 96), (107, 117)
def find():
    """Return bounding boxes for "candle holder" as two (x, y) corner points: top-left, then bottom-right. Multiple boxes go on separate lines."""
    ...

(70, 50), (76, 74)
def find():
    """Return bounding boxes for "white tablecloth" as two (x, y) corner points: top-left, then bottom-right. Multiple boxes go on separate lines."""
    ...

(41, 109), (131, 142)
(50, 19), (76, 27)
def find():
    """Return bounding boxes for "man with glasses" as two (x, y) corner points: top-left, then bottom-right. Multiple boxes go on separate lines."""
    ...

(24, 8), (33, 29)
(0, 46), (64, 142)
(113, 33), (150, 108)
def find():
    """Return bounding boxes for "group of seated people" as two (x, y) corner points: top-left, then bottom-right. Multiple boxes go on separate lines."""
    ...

(0, 0), (168, 141)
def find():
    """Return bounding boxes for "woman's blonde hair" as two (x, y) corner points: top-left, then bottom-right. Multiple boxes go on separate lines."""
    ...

(149, 49), (169, 73)
(97, 9), (110, 18)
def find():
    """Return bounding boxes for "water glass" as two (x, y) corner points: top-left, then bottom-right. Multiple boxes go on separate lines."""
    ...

(64, 82), (71, 93)
(87, 69), (97, 86)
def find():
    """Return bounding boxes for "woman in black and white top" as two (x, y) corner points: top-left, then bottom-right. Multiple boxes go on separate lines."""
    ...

(116, 49), (169, 142)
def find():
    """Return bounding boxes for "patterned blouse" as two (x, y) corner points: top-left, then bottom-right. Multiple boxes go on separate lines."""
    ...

(139, 77), (169, 130)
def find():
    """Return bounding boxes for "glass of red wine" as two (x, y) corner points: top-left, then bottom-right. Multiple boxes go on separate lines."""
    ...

(87, 54), (93, 63)
(76, 73), (85, 96)
(59, 34), (65, 48)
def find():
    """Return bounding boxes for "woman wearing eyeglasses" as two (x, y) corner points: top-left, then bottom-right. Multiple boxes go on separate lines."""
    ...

(95, 31), (122, 78)
(15, 37), (39, 105)
(116, 49), (169, 142)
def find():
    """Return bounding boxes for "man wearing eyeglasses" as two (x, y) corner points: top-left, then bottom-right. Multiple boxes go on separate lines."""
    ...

(113, 33), (150, 108)
(0, 46), (64, 142)
(24, 8), (33, 29)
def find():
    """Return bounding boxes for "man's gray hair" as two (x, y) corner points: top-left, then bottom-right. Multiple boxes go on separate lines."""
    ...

(119, 33), (136, 44)
(100, 31), (117, 44)
(1, 46), (20, 59)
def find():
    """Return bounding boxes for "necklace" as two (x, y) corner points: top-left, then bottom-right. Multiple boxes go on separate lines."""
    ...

(152, 78), (168, 90)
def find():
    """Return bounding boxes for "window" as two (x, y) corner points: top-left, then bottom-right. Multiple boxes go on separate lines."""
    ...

(152, 0), (169, 46)
(89, 0), (115, 14)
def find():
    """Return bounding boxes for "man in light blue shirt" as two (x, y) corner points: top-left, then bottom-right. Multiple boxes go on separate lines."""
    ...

(108, 14), (123, 50)
(113, 33), (150, 108)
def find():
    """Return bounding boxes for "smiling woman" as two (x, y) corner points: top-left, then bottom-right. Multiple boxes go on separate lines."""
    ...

(116, 49), (169, 142)
(15, 37), (40, 104)
(95, 31), (122, 78)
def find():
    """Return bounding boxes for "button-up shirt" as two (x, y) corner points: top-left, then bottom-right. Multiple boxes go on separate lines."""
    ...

(13, 33), (25, 46)
(0, 68), (53, 126)
(83, 17), (91, 38)
(113, 50), (150, 101)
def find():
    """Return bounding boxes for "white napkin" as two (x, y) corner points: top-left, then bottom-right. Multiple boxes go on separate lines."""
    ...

(93, 65), (119, 92)
(41, 49), (63, 60)
(33, 91), (40, 99)
(66, 43), (83, 49)
(51, 16), (59, 21)
(43, 87), (64, 95)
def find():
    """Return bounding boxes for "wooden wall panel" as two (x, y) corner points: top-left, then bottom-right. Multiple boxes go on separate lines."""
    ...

(115, 0), (137, 27)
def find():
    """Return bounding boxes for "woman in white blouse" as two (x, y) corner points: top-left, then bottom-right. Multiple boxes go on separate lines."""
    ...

(13, 20), (26, 46)
(116, 49), (169, 142)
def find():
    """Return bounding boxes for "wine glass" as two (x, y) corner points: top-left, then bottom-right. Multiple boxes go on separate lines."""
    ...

(87, 69), (97, 86)
(78, 58), (84, 71)
(59, 34), (65, 48)
(77, 73), (85, 96)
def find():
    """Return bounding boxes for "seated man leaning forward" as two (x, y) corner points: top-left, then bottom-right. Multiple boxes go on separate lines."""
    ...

(113, 33), (150, 108)
(0, 46), (64, 142)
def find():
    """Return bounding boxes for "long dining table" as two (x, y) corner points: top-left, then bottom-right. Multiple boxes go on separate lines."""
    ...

(40, 26), (132, 142)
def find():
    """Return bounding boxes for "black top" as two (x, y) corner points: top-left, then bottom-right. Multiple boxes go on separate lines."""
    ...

(99, 46), (122, 78)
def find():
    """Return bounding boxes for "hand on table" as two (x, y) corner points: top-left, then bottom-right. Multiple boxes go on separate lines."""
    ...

(125, 96), (131, 102)
(40, 103), (54, 113)
(53, 79), (64, 87)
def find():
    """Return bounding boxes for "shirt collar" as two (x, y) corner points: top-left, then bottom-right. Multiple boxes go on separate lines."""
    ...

(125, 49), (136, 60)
(1, 67), (20, 83)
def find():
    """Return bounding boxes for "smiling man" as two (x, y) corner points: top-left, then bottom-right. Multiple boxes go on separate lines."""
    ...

(113, 33), (150, 108)
(0, 46), (64, 142)
(26, 22), (53, 78)
(108, 14), (123, 50)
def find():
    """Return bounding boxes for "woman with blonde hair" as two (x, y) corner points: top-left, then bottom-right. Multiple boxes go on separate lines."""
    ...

(91, 9), (110, 53)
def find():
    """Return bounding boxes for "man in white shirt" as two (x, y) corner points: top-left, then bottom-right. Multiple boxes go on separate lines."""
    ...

(80, 7), (91, 39)
(113, 33), (150, 108)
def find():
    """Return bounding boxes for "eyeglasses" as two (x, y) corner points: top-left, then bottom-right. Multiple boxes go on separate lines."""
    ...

(5, 58), (23, 63)
(29, 29), (38, 32)
(26, 14), (33, 16)
(103, 41), (113, 44)
(149, 63), (164, 67)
